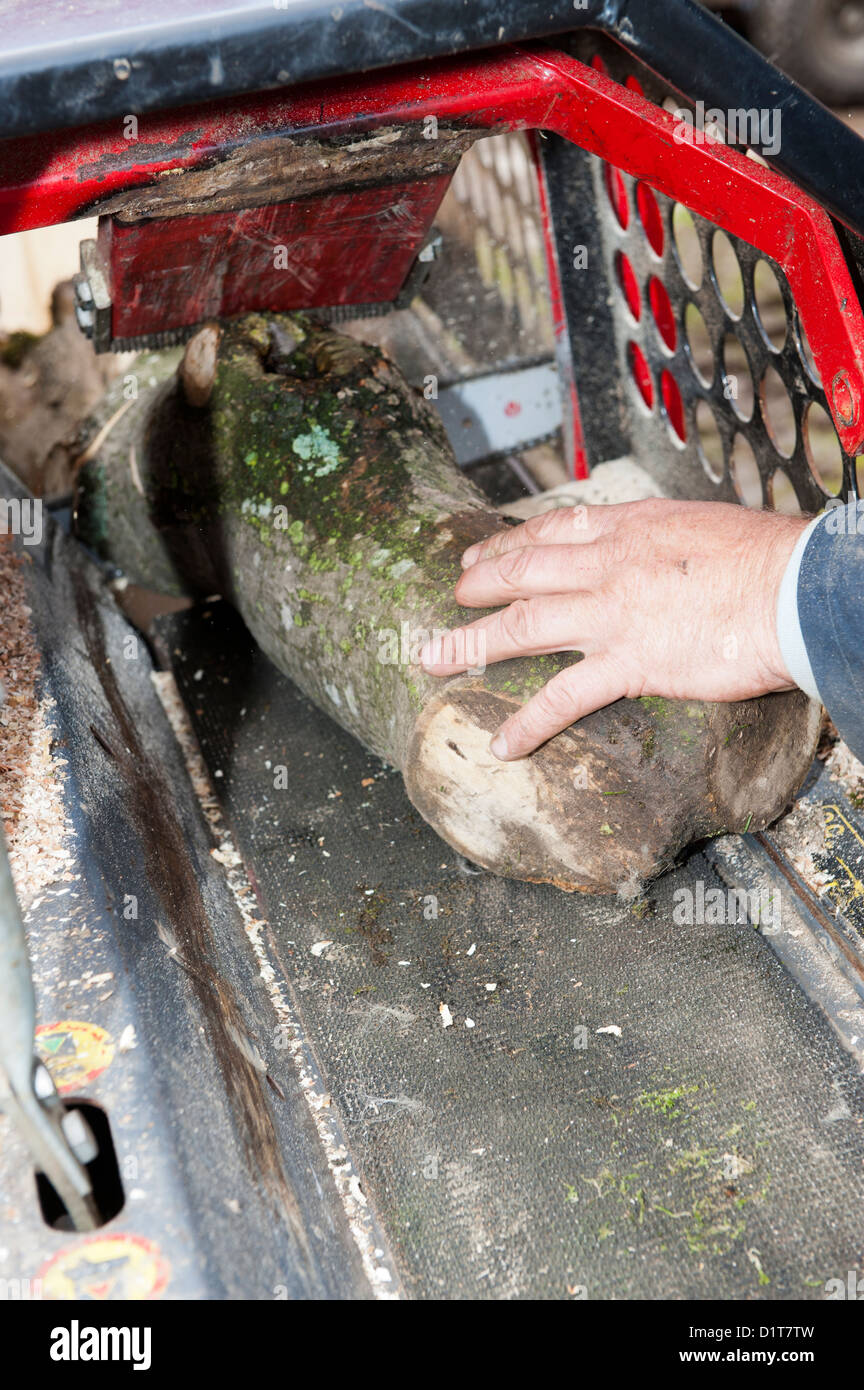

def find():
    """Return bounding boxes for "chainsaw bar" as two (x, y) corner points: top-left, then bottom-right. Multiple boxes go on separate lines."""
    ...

(436, 362), (562, 467)
(107, 302), (394, 352)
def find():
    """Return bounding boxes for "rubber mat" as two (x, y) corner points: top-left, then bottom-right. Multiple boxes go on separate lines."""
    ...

(157, 599), (864, 1301)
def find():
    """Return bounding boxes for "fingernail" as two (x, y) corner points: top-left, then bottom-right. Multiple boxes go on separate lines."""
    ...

(462, 544), (480, 569)
(490, 732), (509, 760)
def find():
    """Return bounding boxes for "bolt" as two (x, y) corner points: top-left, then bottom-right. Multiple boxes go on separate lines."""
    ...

(75, 304), (96, 338)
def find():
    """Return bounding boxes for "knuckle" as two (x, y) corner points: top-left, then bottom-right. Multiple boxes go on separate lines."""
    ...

(603, 526), (640, 569)
(497, 546), (533, 591)
(500, 599), (538, 647)
(534, 678), (574, 721)
(526, 511), (558, 544)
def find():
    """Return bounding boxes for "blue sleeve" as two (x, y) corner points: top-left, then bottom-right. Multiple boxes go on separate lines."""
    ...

(797, 501), (864, 762)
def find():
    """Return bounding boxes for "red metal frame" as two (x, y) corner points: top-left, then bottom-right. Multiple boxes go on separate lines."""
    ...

(2, 44), (863, 454)
(103, 177), (450, 339)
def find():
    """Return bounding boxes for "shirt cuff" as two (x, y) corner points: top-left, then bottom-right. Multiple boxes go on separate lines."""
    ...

(776, 514), (823, 703)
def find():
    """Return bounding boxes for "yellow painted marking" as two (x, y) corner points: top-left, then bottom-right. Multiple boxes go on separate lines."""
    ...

(39, 1233), (169, 1301)
(35, 1020), (114, 1095)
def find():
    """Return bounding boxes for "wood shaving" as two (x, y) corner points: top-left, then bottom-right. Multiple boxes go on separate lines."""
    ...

(0, 536), (74, 906)
(771, 728), (864, 887)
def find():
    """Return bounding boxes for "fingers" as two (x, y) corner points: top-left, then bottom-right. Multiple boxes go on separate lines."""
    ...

(462, 504), (610, 570)
(420, 593), (599, 674)
(455, 542), (609, 608)
(490, 655), (628, 760)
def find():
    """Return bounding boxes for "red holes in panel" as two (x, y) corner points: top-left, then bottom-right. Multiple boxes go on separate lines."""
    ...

(649, 275), (677, 352)
(616, 251), (641, 321)
(661, 370), (687, 442)
(604, 163), (630, 229)
(636, 182), (664, 257)
(629, 341), (654, 409)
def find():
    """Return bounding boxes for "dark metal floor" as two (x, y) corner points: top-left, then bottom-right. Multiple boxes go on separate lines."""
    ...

(154, 598), (864, 1300)
(3, 460), (864, 1299)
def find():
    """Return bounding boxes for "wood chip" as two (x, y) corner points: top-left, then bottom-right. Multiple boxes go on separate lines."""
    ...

(0, 538), (74, 906)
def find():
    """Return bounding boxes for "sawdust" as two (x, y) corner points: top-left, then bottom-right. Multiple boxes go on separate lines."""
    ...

(823, 731), (864, 797)
(498, 457), (663, 520)
(770, 720), (864, 889)
(0, 536), (75, 906)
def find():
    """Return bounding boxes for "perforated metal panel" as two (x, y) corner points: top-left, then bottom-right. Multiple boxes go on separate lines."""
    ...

(431, 132), (554, 371)
(549, 32), (861, 509)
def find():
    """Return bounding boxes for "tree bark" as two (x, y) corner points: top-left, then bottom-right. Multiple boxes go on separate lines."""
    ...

(74, 314), (821, 894)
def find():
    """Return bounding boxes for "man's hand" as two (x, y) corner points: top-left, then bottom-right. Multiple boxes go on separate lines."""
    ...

(419, 498), (811, 761)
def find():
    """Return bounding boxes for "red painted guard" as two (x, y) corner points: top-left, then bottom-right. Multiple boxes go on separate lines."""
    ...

(105, 176), (450, 338)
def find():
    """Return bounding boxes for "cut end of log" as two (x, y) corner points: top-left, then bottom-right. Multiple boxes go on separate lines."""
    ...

(405, 681), (821, 895)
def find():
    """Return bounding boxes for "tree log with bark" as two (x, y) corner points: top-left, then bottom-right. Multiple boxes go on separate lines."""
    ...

(74, 314), (821, 894)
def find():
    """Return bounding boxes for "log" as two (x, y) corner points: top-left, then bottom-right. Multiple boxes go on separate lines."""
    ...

(0, 281), (123, 498)
(74, 314), (821, 894)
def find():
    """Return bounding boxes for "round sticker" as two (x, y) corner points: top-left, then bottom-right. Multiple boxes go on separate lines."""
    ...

(39, 1233), (169, 1301)
(35, 1021), (115, 1094)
